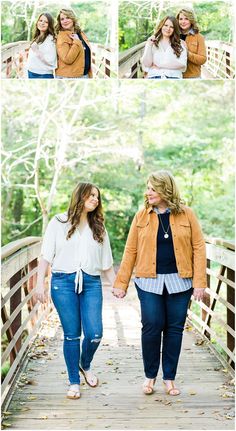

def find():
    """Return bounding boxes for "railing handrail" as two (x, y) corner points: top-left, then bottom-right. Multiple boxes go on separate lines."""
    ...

(205, 236), (235, 251)
(1, 40), (116, 78)
(119, 41), (145, 64)
(1, 236), (42, 260)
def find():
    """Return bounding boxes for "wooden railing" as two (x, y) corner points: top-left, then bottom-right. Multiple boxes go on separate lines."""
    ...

(1, 236), (235, 406)
(1, 237), (52, 405)
(188, 237), (235, 370)
(205, 40), (235, 79)
(1, 41), (116, 79)
(119, 40), (234, 79)
(119, 42), (145, 78)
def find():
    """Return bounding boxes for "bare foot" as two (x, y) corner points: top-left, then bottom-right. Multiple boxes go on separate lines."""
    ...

(143, 378), (156, 395)
(163, 380), (180, 396)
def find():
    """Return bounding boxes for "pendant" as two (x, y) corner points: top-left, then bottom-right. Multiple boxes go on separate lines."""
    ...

(164, 233), (169, 239)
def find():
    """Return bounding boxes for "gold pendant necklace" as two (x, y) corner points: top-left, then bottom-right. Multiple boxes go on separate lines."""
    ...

(158, 214), (170, 239)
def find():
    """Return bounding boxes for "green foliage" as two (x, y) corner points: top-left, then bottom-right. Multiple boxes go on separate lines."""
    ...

(119, 0), (233, 51)
(1, 0), (111, 45)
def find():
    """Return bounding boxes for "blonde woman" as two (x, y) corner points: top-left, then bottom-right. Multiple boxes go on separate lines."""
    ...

(141, 16), (187, 79)
(113, 171), (206, 396)
(36, 183), (115, 399)
(177, 8), (206, 78)
(55, 8), (92, 78)
(27, 12), (57, 78)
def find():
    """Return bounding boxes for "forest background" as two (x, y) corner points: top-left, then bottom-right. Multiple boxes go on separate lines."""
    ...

(2, 80), (234, 262)
(1, 0), (115, 46)
(119, 0), (233, 51)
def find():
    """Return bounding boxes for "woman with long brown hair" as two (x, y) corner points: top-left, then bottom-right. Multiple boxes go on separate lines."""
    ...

(113, 171), (206, 395)
(27, 12), (57, 79)
(55, 8), (92, 78)
(141, 16), (187, 79)
(177, 8), (206, 78)
(36, 182), (115, 399)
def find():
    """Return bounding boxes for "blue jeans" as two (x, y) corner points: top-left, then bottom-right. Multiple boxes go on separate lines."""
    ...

(28, 70), (54, 79)
(148, 76), (180, 79)
(51, 271), (103, 384)
(136, 284), (192, 380)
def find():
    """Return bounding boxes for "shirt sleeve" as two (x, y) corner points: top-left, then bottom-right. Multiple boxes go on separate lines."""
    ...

(141, 42), (154, 68)
(101, 230), (113, 270)
(41, 216), (57, 264)
(43, 37), (57, 68)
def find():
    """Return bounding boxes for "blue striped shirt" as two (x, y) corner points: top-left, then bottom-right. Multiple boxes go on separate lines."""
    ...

(134, 207), (192, 295)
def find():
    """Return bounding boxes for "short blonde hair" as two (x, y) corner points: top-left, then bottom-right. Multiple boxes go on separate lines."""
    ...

(55, 8), (81, 34)
(145, 171), (185, 214)
(176, 8), (199, 33)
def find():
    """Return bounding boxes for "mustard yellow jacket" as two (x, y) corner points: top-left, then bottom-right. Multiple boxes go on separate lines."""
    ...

(56, 30), (93, 78)
(183, 33), (207, 78)
(114, 206), (207, 291)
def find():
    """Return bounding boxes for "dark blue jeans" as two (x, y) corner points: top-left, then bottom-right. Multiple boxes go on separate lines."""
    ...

(28, 70), (54, 79)
(51, 271), (103, 385)
(136, 284), (192, 380)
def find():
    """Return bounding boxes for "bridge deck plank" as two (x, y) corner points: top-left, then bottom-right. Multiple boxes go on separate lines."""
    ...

(3, 284), (235, 430)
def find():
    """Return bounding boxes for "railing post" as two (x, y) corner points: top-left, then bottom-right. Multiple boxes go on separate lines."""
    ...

(6, 56), (12, 78)
(105, 58), (110, 77)
(227, 267), (235, 369)
(202, 258), (211, 339)
(10, 270), (22, 364)
(226, 54), (231, 78)
(131, 62), (138, 78)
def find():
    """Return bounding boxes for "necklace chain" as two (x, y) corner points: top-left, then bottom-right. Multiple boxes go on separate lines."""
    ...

(158, 213), (170, 239)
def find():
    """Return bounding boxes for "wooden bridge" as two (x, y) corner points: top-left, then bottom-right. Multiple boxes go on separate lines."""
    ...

(1, 41), (117, 79)
(119, 40), (235, 79)
(1, 236), (235, 429)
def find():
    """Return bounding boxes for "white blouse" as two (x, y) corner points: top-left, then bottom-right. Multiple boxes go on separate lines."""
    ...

(41, 213), (113, 278)
(27, 34), (57, 74)
(141, 40), (187, 78)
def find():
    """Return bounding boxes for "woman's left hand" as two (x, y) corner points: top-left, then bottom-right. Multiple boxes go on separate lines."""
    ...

(69, 33), (79, 40)
(193, 288), (205, 301)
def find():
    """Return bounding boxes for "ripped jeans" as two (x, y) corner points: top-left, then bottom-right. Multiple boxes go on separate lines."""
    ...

(51, 271), (103, 385)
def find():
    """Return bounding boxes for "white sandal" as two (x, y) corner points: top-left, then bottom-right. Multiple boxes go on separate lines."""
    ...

(80, 366), (99, 387)
(67, 384), (80, 399)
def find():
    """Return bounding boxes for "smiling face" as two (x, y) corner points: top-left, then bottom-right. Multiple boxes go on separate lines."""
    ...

(178, 12), (191, 32)
(37, 15), (49, 33)
(83, 187), (99, 213)
(161, 19), (174, 38)
(146, 181), (166, 207)
(60, 12), (74, 31)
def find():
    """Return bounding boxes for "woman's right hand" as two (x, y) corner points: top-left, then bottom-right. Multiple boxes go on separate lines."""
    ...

(147, 36), (156, 45)
(112, 287), (126, 299)
(35, 283), (47, 303)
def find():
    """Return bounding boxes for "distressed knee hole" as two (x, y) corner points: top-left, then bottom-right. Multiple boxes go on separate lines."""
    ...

(65, 336), (81, 341)
(91, 335), (102, 343)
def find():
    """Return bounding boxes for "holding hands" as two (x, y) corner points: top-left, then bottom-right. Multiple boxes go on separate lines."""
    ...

(112, 287), (126, 299)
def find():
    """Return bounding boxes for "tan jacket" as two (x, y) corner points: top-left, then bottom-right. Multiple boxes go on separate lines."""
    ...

(114, 206), (207, 291)
(183, 33), (207, 78)
(56, 30), (93, 78)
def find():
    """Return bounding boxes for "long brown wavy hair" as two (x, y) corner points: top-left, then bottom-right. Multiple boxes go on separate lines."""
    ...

(31, 13), (56, 45)
(154, 16), (183, 58)
(55, 8), (82, 34)
(58, 182), (105, 243)
(176, 9), (199, 33)
(144, 171), (185, 215)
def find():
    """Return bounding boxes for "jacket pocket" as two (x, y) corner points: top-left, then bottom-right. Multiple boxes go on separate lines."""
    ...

(188, 41), (198, 54)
